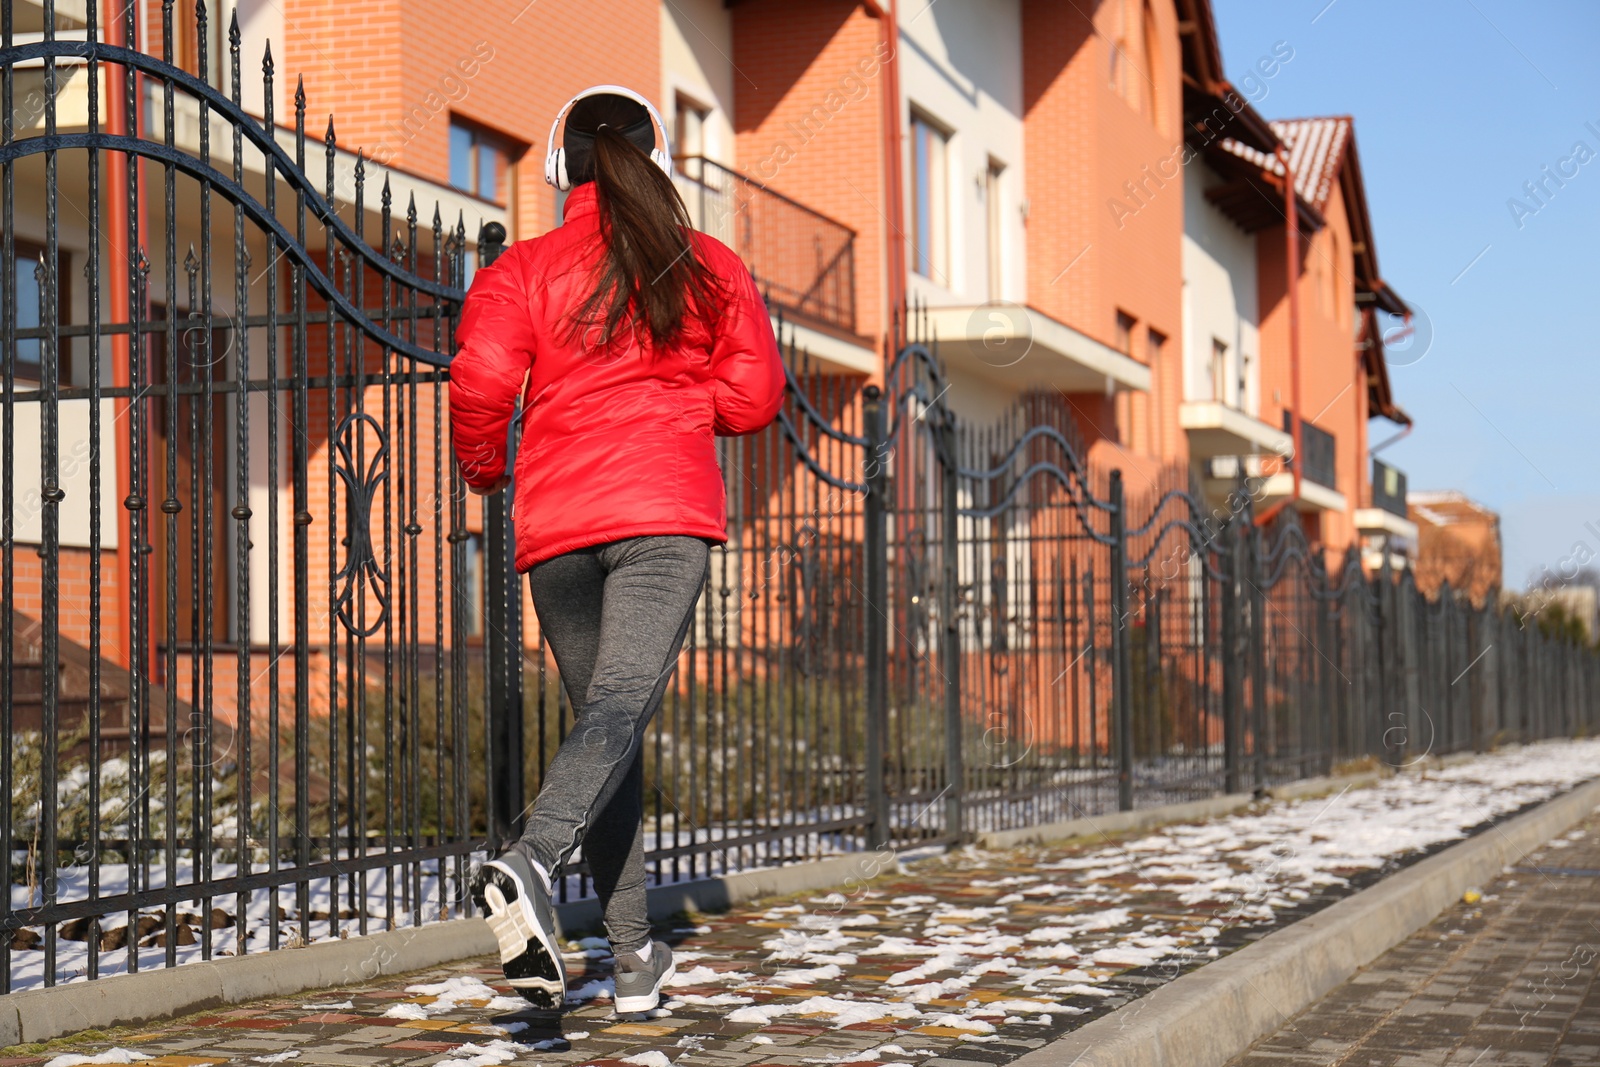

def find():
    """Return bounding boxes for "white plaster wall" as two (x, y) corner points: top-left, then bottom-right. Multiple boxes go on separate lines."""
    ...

(898, 0), (1026, 309)
(1181, 160), (1259, 413)
(233, 0), (285, 119)
(660, 0), (735, 166)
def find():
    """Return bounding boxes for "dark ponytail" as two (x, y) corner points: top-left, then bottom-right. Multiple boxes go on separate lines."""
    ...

(564, 119), (726, 351)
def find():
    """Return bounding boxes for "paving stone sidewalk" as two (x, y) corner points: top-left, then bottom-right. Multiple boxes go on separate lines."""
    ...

(0, 806), (1355, 1067)
(6, 760), (1593, 1067)
(1226, 809), (1600, 1067)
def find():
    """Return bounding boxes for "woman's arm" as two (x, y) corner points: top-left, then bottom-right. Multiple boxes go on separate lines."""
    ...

(450, 247), (538, 492)
(708, 257), (787, 437)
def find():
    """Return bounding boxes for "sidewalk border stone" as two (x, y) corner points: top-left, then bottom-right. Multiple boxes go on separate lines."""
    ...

(1009, 770), (1600, 1067)
(1, 847), (900, 1047)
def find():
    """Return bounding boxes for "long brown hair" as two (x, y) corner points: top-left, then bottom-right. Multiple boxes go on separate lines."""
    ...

(561, 94), (726, 350)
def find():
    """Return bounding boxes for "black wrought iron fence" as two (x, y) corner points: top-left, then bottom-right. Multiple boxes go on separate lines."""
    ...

(1, 0), (485, 992)
(5, 0), (1599, 996)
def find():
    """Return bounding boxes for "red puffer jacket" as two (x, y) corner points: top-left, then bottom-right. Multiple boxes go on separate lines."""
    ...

(448, 182), (786, 571)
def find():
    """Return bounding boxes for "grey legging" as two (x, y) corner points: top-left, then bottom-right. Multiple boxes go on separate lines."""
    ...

(519, 533), (711, 953)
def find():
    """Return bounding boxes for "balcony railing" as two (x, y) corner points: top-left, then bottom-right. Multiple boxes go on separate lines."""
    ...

(1372, 458), (1408, 517)
(673, 155), (857, 334)
(1282, 411), (1337, 490)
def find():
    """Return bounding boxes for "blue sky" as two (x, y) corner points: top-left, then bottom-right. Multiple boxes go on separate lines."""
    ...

(1212, 0), (1600, 591)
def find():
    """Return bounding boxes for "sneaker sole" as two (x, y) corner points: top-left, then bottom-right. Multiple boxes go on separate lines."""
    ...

(613, 958), (677, 1014)
(472, 862), (566, 1010)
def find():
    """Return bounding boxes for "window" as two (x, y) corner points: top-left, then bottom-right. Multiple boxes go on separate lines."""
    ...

(449, 119), (507, 203)
(1108, 1), (1128, 99)
(1140, 0), (1164, 133)
(1329, 229), (1345, 326)
(909, 112), (949, 282)
(1115, 310), (1136, 355)
(985, 159), (1005, 302)
(1209, 337), (1228, 403)
(10, 244), (46, 383)
(462, 532), (486, 638)
(674, 92), (710, 170)
(8, 241), (74, 385)
(1108, 0), (1162, 130)
(1147, 328), (1166, 454)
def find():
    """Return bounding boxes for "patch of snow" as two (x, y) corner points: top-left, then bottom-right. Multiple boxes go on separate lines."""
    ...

(441, 1041), (520, 1067)
(621, 1053), (672, 1067)
(44, 1053), (152, 1067)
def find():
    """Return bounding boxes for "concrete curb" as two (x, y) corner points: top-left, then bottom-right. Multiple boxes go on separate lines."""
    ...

(0, 919), (498, 1049)
(974, 769), (1386, 851)
(0, 850), (899, 1049)
(1009, 774), (1600, 1067)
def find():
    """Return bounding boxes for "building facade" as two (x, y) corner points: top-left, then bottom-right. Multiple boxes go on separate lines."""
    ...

(4, 0), (1424, 718)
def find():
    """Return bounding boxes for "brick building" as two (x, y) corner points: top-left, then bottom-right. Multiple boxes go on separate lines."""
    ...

(5, 0), (1424, 725)
(1410, 490), (1503, 607)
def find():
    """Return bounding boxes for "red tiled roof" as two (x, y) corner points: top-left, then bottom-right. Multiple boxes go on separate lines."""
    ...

(1224, 116), (1352, 212)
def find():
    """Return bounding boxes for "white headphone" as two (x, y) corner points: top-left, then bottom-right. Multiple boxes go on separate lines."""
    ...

(543, 84), (673, 192)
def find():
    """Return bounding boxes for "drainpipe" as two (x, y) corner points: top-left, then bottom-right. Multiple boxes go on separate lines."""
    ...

(863, 0), (905, 371)
(1369, 422), (1413, 456)
(1256, 145), (1302, 529)
(103, 0), (133, 668)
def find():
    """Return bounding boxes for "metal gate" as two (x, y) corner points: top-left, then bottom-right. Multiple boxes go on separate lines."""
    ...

(2, 0), (484, 990)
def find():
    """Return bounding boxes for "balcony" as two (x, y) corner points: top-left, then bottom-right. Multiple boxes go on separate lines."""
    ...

(1179, 399), (1292, 459)
(1355, 458), (1418, 547)
(1241, 412), (1345, 513)
(917, 304), (1152, 393)
(674, 156), (858, 339)
(1370, 458), (1408, 516)
(1284, 410), (1337, 489)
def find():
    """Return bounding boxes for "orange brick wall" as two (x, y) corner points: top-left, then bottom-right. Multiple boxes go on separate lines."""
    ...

(1256, 178), (1366, 556)
(9, 547), (124, 660)
(731, 1), (889, 350)
(1020, 0), (1185, 473)
(285, 0), (660, 242)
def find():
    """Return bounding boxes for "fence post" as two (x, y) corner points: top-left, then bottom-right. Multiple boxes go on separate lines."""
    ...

(476, 222), (524, 850)
(1221, 518), (1241, 795)
(862, 384), (891, 849)
(939, 411), (963, 843)
(1109, 470), (1133, 812)
(1397, 572), (1422, 768)
(1250, 520), (1269, 791)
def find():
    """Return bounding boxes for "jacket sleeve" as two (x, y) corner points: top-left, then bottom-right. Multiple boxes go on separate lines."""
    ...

(708, 255), (787, 437)
(449, 247), (537, 490)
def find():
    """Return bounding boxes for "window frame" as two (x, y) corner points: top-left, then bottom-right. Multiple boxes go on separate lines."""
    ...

(8, 237), (73, 386)
(1114, 310), (1137, 356)
(985, 158), (1006, 302)
(909, 109), (951, 284)
(448, 118), (510, 205)
(673, 90), (711, 171)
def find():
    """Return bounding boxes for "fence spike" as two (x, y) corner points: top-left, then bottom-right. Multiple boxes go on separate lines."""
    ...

(195, 0), (209, 80)
(161, 0), (175, 63)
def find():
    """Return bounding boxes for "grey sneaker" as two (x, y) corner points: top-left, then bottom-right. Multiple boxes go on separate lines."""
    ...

(468, 844), (566, 1009)
(612, 939), (676, 1014)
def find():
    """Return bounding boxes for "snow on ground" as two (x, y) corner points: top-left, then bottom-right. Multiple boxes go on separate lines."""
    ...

(651, 739), (1600, 1032)
(11, 739), (1600, 1000)
(41, 1053), (151, 1067)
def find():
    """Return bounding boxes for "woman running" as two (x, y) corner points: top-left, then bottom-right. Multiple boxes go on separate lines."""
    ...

(448, 86), (786, 1014)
